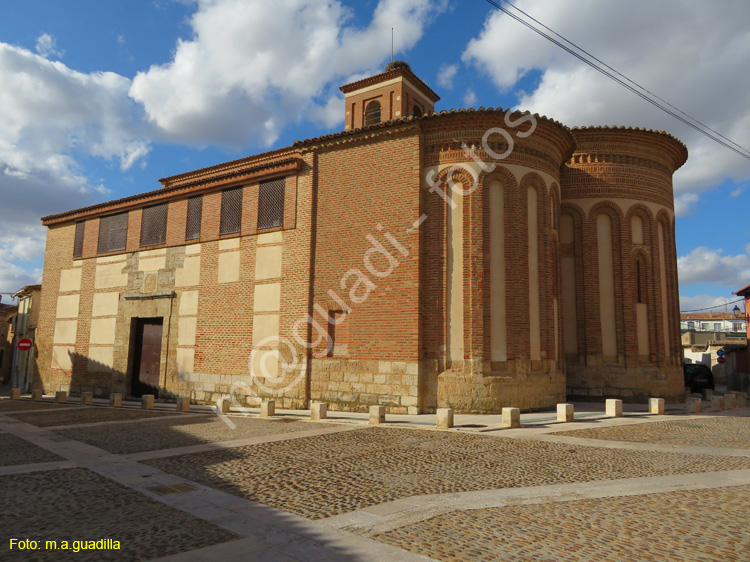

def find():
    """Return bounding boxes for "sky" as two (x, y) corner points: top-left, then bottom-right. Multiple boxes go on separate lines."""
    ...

(0, 0), (748, 313)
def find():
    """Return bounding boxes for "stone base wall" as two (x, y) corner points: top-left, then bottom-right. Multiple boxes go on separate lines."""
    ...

(434, 359), (566, 413)
(310, 359), (420, 414)
(566, 362), (684, 403)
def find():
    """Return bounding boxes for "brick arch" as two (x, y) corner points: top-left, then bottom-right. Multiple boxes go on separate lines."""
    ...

(654, 208), (679, 366)
(559, 202), (586, 364)
(480, 166), (520, 362)
(549, 182), (561, 230)
(586, 200), (624, 222)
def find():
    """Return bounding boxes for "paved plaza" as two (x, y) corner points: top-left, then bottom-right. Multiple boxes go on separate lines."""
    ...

(2, 394), (750, 561)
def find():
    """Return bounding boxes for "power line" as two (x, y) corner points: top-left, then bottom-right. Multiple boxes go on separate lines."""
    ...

(482, 0), (750, 161)
(680, 298), (744, 313)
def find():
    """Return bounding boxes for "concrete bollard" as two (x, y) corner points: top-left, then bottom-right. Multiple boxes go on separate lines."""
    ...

(32, 389), (43, 401)
(176, 397), (190, 411)
(436, 408), (454, 429)
(216, 398), (231, 414)
(686, 397), (702, 413)
(711, 396), (724, 411)
(55, 391), (67, 403)
(369, 405), (386, 425)
(557, 403), (574, 422)
(80, 392), (93, 405)
(702, 388), (714, 400)
(10, 388), (21, 400)
(310, 402), (327, 421)
(724, 393), (736, 410)
(685, 386), (692, 398)
(606, 399), (623, 417)
(649, 398), (665, 415)
(260, 400), (275, 418)
(109, 393), (122, 407)
(141, 395), (155, 409)
(733, 392), (747, 408)
(502, 407), (521, 428)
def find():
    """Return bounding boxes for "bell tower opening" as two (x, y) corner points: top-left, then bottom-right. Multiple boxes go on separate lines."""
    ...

(339, 61), (440, 130)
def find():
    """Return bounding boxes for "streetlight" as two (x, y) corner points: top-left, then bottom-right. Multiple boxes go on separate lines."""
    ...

(733, 305), (742, 319)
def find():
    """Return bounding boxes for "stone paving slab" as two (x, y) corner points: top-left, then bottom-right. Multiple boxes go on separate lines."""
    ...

(6, 406), (181, 428)
(364, 484), (750, 562)
(144, 426), (750, 520)
(54, 415), (337, 454)
(0, 467), (237, 562)
(552, 416), (750, 449)
(0, 433), (64, 467)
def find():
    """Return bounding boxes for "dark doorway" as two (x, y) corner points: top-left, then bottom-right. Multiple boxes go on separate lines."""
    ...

(131, 318), (163, 397)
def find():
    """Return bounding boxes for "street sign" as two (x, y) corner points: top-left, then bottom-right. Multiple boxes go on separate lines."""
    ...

(717, 356), (726, 364)
(717, 349), (726, 357)
(16, 338), (32, 352)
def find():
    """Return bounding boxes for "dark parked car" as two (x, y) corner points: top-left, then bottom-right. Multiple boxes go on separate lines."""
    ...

(683, 363), (715, 393)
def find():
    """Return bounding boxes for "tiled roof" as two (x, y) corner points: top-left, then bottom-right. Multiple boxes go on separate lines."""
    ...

(339, 65), (440, 102)
(680, 312), (745, 321)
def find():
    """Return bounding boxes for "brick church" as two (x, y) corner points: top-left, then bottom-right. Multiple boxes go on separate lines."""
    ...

(36, 62), (687, 413)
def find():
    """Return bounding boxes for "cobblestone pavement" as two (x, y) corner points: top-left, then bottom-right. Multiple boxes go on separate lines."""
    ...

(0, 467), (237, 562)
(0, 401), (69, 413)
(0, 434), (63, 466)
(553, 417), (750, 449)
(144, 426), (750, 520)
(7, 406), (178, 427)
(365, 484), (750, 562)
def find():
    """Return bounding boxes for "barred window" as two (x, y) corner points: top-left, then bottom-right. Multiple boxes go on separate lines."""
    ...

(97, 212), (129, 254)
(73, 221), (85, 258)
(185, 196), (202, 241)
(257, 179), (285, 230)
(220, 187), (243, 235)
(140, 203), (168, 247)
(364, 100), (381, 127)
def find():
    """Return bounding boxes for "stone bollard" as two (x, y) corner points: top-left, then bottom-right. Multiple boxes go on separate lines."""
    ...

(32, 390), (43, 401)
(216, 398), (231, 414)
(141, 395), (155, 409)
(557, 403), (574, 422)
(260, 400), (275, 418)
(502, 407), (521, 428)
(369, 405), (386, 425)
(686, 397), (702, 413)
(10, 388), (21, 400)
(733, 392), (747, 408)
(176, 397), (190, 412)
(55, 391), (67, 403)
(711, 396), (724, 411)
(310, 402), (327, 421)
(109, 393), (122, 407)
(685, 386), (692, 398)
(702, 388), (713, 400)
(649, 398), (665, 415)
(724, 393), (736, 410)
(436, 408), (454, 429)
(606, 399), (623, 418)
(80, 392), (93, 405)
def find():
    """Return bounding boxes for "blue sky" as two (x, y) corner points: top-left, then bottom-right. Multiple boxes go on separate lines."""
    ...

(0, 0), (748, 312)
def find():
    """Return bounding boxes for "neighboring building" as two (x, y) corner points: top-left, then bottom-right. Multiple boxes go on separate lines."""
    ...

(728, 285), (750, 390)
(35, 63), (687, 412)
(10, 285), (42, 391)
(0, 301), (18, 384)
(680, 311), (746, 335)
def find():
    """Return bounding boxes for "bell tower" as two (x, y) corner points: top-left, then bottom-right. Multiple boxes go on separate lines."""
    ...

(339, 61), (440, 130)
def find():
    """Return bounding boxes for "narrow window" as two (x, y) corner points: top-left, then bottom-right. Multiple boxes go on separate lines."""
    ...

(636, 259), (642, 303)
(185, 196), (203, 241)
(364, 100), (381, 126)
(73, 221), (85, 258)
(257, 179), (285, 230)
(327, 311), (349, 357)
(220, 187), (243, 235)
(97, 212), (129, 254)
(714, 322), (722, 331)
(140, 203), (168, 247)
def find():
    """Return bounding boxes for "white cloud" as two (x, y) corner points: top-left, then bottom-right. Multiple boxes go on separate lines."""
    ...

(35, 33), (64, 59)
(679, 294), (742, 313)
(462, 0), (750, 209)
(437, 63), (458, 89)
(129, 0), (447, 147)
(463, 89), (477, 107)
(677, 246), (750, 288)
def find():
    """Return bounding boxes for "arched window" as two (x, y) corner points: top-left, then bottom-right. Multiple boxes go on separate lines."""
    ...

(364, 101), (381, 126)
(412, 105), (423, 118)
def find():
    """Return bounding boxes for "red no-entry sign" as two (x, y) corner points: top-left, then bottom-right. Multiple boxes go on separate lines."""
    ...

(717, 356), (726, 364)
(17, 338), (33, 351)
